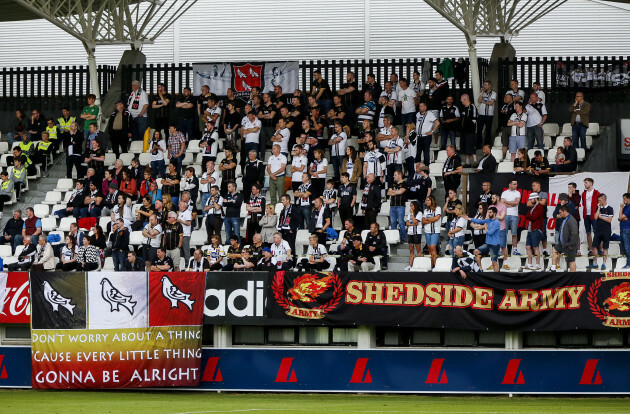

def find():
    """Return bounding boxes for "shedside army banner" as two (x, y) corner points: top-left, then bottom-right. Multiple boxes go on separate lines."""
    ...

(262, 271), (630, 330)
(30, 272), (206, 389)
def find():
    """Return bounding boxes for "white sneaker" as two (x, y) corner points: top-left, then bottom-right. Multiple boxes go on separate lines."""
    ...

(404, 266), (411, 271)
(524, 263), (533, 270)
(533, 264), (542, 271)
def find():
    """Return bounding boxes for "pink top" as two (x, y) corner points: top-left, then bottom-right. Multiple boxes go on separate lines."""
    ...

(491, 202), (507, 230)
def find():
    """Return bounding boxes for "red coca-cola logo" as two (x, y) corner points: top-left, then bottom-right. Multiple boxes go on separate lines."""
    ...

(0, 273), (30, 323)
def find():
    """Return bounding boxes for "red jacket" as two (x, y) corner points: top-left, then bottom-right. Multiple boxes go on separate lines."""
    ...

(581, 189), (600, 220)
(525, 202), (545, 231)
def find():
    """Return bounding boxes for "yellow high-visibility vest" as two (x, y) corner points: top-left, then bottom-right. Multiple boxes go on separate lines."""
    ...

(58, 116), (75, 132)
(46, 125), (58, 141)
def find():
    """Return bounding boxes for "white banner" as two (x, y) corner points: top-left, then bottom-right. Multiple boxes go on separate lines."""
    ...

(549, 172), (630, 233)
(621, 119), (630, 155)
(193, 61), (299, 96)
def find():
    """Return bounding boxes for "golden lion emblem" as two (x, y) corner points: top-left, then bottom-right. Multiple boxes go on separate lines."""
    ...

(287, 274), (334, 303)
(605, 282), (630, 311)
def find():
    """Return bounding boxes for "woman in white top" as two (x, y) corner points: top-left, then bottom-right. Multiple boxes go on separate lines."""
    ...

(422, 195), (442, 267)
(447, 205), (467, 256)
(405, 200), (423, 271)
(56, 235), (78, 271)
(206, 234), (224, 271)
(309, 149), (328, 199)
(148, 130), (167, 178)
(259, 204), (278, 244)
(110, 192), (134, 231)
(297, 234), (329, 271)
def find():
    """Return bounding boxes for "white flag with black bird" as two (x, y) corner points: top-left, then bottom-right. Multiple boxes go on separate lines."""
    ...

(100, 278), (136, 315)
(42, 281), (76, 314)
(161, 275), (195, 312)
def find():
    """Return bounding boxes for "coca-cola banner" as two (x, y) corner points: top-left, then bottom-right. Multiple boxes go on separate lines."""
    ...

(0, 272), (30, 324)
(30, 272), (206, 389)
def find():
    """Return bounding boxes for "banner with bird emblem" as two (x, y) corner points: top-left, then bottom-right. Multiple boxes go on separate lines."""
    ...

(193, 61), (299, 98)
(29, 272), (206, 389)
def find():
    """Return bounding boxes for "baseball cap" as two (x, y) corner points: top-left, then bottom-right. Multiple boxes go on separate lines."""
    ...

(262, 247), (272, 253)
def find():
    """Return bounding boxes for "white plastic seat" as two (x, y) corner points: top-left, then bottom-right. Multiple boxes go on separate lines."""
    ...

(491, 149), (504, 162)
(376, 215), (390, 230)
(139, 153), (152, 165)
(433, 257), (452, 272)
(104, 152), (116, 166)
(615, 258), (630, 270)
(42, 191), (62, 205)
(41, 217), (57, 232)
(53, 178), (74, 192)
(295, 229), (311, 255)
(411, 257), (432, 272)
(543, 123), (559, 137)
(102, 257), (115, 271)
(608, 244), (620, 256)
(187, 140), (201, 153)
(128, 141), (144, 154)
(543, 136), (552, 149)
(493, 136), (503, 148)
(554, 136), (566, 148)
(500, 256), (522, 273)
(182, 152), (194, 165)
(378, 201), (391, 216)
(0, 142), (8, 154)
(58, 217), (76, 232)
(428, 163), (442, 178)
(497, 162), (513, 173)
(34, 204), (50, 218)
(576, 148), (585, 162)
(275, 203), (283, 216)
(435, 150), (448, 163)
(119, 153), (134, 165)
(99, 216), (111, 230)
(384, 229), (401, 245)
(586, 135), (593, 149)
(0, 154), (11, 167)
(0, 245), (12, 258)
(586, 123), (599, 136)
(190, 229), (207, 247)
(561, 123), (572, 136)
(547, 149), (557, 164)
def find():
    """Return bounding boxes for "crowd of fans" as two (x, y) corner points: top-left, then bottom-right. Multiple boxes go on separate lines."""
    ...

(2, 68), (627, 274)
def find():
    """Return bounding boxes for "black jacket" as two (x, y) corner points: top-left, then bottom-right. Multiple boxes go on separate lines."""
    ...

(107, 109), (133, 135)
(3, 218), (24, 237)
(124, 256), (146, 271)
(67, 189), (86, 209)
(243, 159), (265, 187)
(110, 228), (130, 252)
(18, 243), (37, 263)
(365, 230), (387, 252)
(477, 153), (497, 173)
(363, 182), (381, 210)
(349, 242), (375, 264)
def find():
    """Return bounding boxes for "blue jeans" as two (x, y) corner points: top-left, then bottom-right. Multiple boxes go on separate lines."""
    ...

(621, 229), (630, 267)
(132, 116), (148, 142)
(441, 130), (456, 150)
(299, 206), (311, 230)
(200, 192), (211, 214)
(317, 99), (333, 115)
(80, 207), (102, 218)
(8, 132), (18, 145)
(178, 118), (195, 141)
(572, 123), (587, 149)
(331, 155), (343, 183)
(151, 159), (166, 178)
(449, 235), (465, 255)
(526, 125), (544, 149)
(112, 250), (126, 271)
(401, 112), (416, 126)
(419, 134), (432, 165)
(390, 206), (406, 242)
(170, 154), (185, 175)
(224, 217), (241, 244)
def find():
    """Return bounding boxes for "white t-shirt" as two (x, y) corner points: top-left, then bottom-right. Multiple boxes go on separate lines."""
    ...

(310, 158), (328, 178)
(271, 240), (291, 263)
(204, 105), (222, 122)
(423, 207), (442, 234)
(501, 189), (521, 216)
(506, 89), (525, 101)
(242, 117), (262, 144)
(178, 210), (192, 237)
(291, 155), (308, 182)
(478, 91), (497, 116)
(399, 87), (416, 114)
(329, 131), (347, 157)
(450, 217), (467, 238)
(143, 223), (162, 248)
(403, 132), (418, 161)
(149, 139), (167, 162)
(200, 170), (220, 193)
(201, 131), (219, 158)
(385, 137), (404, 165)
(416, 111), (437, 136)
(407, 212), (423, 236)
(585, 189), (594, 215)
(307, 244), (329, 263)
(267, 154), (287, 177)
(525, 104), (547, 127)
(378, 126), (393, 149)
(273, 128), (290, 154)
(509, 112), (527, 136)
